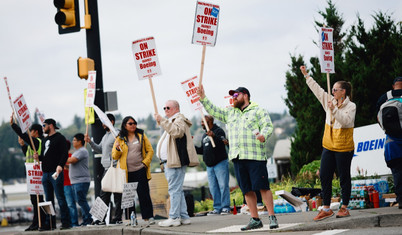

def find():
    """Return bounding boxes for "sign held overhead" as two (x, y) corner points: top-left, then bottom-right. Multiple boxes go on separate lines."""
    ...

(192, 1), (220, 46)
(319, 27), (335, 73)
(132, 37), (162, 80)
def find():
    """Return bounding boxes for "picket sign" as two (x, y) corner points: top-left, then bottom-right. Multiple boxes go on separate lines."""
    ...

(192, 1), (220, 86)
(319, 26), (335, 123)
(13, 94), (38, 164)
(93, 105), (118, 137)
(90, 197), (108, 221)
(132, 37), (161, 114)
(192, 1), (220, 47)
(181, 76), (215, 147)
(25, 162), (44, 227)
(84, 71), (96, 145)
(121, 182), (138, 210)
(35, 108), (46, 125)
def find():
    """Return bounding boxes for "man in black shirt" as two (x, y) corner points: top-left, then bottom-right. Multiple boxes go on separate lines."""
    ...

(34, 118), (71, 229)
(195, 115), (231, 215)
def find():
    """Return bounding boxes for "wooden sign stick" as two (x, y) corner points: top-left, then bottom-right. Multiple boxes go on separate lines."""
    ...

(198, 45), (207, 86)
(37, 194), (41, 228)
(148, 77), (158, 114)
(27, 130), (41, 227)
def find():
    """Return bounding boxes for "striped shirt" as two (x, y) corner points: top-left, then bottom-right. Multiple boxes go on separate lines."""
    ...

(200, 97), (273, 161)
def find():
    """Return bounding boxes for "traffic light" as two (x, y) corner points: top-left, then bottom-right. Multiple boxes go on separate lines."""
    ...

(77, 57), (95, 79)
(54, 0), (80, 34)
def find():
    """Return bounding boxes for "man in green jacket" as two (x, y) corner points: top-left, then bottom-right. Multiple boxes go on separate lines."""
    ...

(197, 85), (278, 231)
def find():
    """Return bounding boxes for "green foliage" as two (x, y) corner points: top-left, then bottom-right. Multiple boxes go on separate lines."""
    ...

(343, 12), (402, 126)
(194, 199), (213, 213)
(230, 187), (244, 206)
(0, 122), (27, 181)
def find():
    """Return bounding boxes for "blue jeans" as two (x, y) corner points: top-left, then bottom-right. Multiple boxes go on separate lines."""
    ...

(72, 182), (92, 225)
(42, 172), (70, 227)
(164, 164), (189, 219)
(207, 159), (230, 212)
(64, 185), (78, 226)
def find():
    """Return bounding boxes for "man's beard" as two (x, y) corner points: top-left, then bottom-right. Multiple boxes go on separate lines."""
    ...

(44, 128), (50, 134)
(234, 99), (244, 108)
(104, 127), (110, 132)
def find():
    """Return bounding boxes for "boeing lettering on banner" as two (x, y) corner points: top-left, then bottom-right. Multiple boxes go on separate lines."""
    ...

(356, 138), (385, 153)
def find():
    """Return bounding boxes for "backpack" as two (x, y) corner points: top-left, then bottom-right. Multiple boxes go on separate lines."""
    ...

(377, 90), (402, 137)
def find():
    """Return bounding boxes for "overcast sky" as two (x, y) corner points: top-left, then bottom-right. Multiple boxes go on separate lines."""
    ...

(1, 0), (401, 127)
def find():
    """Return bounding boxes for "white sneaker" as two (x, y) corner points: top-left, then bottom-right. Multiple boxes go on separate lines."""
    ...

(181, 218), (191, 225)
(158, 218), (181, 227)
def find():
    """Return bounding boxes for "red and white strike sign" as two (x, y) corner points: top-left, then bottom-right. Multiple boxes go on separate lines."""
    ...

(192, 1), (220, 47)
(13, 94), (32, 133)
(25, 163), (44, 195)
(132, 37), (162, 80)
(181, 76), (203, 111)
(319, 27), (335, 73)
(86, 71), (96, 107)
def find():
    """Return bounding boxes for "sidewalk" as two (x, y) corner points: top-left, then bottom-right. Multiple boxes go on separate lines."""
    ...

(18, 207), (402, 235)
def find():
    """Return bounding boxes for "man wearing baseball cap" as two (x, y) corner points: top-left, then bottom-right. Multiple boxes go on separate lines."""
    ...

(34, 118), (71, 230)
(197, 85), (278, 231)
(376, 77), (402, 209)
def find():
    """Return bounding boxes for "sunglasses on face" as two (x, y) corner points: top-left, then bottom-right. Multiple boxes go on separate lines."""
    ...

(163, 106), (170, 110)
(332, 88), (343, 93)
(127, 122), (137, 126)
(232, 93), (242, 98)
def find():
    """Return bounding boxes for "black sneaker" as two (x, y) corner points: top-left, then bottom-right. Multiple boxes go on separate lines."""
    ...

(60, 224), (71, 230)
(240, 218), (263, 231)
(110, 218), (123, 224)
(91, 220), (106, 226)
(25, 224), (38, 231)
(38, 226), (51, 232)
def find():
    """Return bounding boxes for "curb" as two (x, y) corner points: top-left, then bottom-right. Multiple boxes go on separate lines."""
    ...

(281, 213), (402, 232)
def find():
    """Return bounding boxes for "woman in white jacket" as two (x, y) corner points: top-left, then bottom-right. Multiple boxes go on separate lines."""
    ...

(300, 66), (356, 221)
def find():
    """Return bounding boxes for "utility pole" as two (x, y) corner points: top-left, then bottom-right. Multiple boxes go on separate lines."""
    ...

(85, 0), (105, 198)
(53, 0), (105, 197)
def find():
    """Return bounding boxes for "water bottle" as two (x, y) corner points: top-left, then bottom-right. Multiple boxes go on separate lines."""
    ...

(130, 211), (137, 226)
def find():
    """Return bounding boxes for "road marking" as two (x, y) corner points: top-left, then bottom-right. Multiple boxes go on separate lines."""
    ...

(312, 229), (349, 235)
(207, 223), (300, 233)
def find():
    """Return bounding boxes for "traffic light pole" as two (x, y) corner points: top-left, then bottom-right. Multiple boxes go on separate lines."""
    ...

(86, 0), (105, 198)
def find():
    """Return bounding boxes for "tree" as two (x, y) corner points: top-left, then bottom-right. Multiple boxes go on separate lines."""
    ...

(344, 12), (402, 126)
(285, 0), (347, 175)
(144, 113), (156, 130)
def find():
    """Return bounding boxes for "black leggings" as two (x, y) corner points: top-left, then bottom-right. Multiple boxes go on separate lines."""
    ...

(127, 167), (154, 219)
(320, 148), (354, 206)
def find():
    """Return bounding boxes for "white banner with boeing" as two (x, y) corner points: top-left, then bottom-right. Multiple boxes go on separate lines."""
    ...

(352, 124), (391, 177)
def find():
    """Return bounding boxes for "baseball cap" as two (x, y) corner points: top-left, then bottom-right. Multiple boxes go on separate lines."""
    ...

(393, 77), (402, 85)
(228, 87), (250, 98)
(44, 118), (60, 129)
